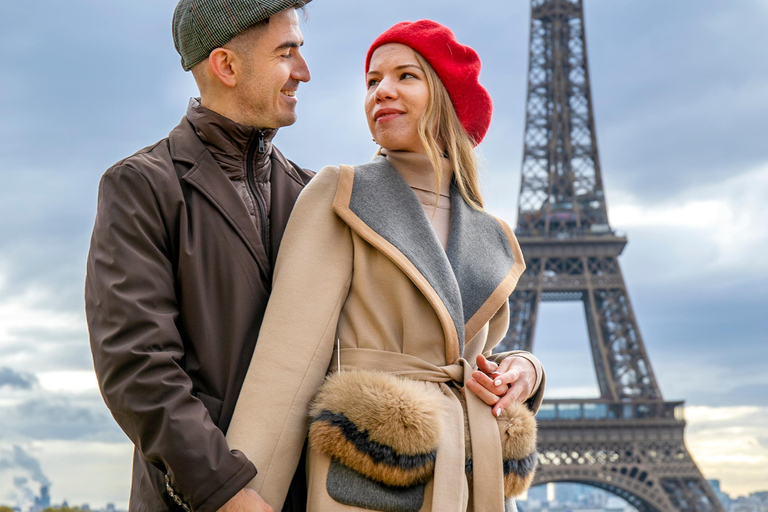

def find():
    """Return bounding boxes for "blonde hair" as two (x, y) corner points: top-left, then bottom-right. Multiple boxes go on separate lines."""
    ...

(414, 51), (484, 211)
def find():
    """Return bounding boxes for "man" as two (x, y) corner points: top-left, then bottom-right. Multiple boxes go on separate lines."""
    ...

(85, 1), (312, 511)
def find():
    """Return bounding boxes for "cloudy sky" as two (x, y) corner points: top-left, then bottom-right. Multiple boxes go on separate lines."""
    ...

(1, 0), (767, 508)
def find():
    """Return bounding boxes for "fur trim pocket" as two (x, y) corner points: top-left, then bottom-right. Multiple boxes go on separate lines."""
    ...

(308, 370), (444, 487)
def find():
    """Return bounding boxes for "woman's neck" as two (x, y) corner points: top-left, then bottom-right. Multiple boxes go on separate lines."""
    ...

(381, 148), (453, 249)
(380, 148), (452, 197)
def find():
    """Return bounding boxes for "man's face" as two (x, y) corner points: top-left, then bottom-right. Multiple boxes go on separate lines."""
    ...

(235, 8), (310, 129)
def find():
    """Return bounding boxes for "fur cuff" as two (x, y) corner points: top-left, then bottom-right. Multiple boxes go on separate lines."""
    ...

(463, 399), (538, 497)
(498, 402), (538, 497)
(309, 371), (444, 487)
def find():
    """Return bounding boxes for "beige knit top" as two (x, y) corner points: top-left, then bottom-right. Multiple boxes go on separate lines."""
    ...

(381, 148), (453, 249)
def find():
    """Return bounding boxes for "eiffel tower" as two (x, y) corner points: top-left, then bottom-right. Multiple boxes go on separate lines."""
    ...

(498, 1), (725, 510)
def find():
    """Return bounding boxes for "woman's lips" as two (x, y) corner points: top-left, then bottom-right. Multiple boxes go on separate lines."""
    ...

(375, 110), (405, 122)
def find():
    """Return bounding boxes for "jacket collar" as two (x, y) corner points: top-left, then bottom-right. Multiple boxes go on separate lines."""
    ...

(167, 117), (270, 279)
(333, 156), (525, 364)
(166, 107), (307, 277)
(186, 98), (276, 180)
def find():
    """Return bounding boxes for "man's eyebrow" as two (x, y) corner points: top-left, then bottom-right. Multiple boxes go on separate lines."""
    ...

(276, 40), (304, 51)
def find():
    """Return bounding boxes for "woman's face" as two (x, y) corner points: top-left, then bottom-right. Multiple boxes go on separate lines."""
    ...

(365, 43), (430, 153)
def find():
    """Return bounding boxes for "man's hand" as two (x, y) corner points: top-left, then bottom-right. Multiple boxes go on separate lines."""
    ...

(217, 488), (273, 512)
(465, 354), (536, 417)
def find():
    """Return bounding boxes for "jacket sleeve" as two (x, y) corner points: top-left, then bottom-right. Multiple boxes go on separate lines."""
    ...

(483, 301), (547, 413)
(85, 164), (256, 512)
(226, 166), (354, 511)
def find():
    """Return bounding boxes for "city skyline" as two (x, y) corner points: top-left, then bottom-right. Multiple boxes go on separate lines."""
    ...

(1, 0), (767, 507)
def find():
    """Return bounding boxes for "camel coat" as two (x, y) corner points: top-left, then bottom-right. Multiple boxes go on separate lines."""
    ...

(226, 157), (545, 512)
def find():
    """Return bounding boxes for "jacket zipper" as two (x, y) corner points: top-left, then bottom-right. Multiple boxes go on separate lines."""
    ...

(246, 130), (271, 264)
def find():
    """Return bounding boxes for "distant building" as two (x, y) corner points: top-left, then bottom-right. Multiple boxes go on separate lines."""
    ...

(527, 485), (548, 503)
(30, 486), (51, 512)
(708, 479), (733, 509)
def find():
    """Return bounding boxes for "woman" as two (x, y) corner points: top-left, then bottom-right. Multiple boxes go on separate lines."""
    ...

(227, 20), (545, 512)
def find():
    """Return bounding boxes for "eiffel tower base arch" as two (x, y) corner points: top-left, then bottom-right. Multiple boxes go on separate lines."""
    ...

(531, 413), (722, 511)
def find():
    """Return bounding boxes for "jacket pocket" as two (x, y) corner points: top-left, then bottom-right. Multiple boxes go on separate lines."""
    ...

(326, 458), (425, 512)
(308, 370), (444, 488)
(196, 391), (224, 426)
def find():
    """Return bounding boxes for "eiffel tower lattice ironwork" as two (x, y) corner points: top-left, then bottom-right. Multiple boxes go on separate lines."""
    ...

(498, 1), (725, 511)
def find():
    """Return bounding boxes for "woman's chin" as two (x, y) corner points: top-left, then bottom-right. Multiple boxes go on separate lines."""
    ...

(377, 139), (424, 153)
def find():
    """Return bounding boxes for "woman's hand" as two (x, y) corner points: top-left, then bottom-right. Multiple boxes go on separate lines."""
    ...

(217, 488), (273, 512)
(465, 354), (536, 417)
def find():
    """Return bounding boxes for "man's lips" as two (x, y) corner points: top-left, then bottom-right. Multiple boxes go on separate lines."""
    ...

(374, 109), (405, 122)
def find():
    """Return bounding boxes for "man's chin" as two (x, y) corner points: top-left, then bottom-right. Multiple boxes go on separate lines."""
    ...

(274, 112), (298, 128)
(256, 109), (297, 130)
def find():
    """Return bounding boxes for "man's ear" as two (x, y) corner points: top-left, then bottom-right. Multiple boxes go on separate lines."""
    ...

(208, 48), (238, 88)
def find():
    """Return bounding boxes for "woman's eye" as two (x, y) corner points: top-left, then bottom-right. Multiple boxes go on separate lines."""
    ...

(367, 78), (380, 88)
(401, 73), (416, 80)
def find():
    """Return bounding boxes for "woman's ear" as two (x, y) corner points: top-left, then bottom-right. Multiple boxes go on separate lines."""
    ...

(207, 48), (238, 88)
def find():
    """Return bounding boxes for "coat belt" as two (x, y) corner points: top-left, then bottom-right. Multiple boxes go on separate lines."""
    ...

(338, 348), (507, 512)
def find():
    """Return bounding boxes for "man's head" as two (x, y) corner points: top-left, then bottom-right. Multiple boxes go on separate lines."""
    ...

(173, 0), (311, 129)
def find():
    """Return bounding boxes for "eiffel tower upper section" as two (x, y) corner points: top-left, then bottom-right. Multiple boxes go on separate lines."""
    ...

(517, 0), (611, 238)
(506, 0), (664, 401)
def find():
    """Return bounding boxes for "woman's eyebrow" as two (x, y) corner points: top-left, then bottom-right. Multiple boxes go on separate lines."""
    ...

(367, 64), (422, 75)
(394, 64), (422, 71)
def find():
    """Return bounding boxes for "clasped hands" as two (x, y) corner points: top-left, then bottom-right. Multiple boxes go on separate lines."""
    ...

(465, 354), (536, 417)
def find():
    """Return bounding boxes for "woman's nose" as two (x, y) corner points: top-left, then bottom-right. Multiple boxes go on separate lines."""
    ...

(375, 77), (398, 102)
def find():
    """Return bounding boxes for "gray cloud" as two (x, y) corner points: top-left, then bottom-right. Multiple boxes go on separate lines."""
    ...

(0, 394), (124, 443)
(0, 368), (38, 390)
(6, 445), (50, 488)
(530, 291), (768, 407)
(584, 0), (768, 200)
(0, 445), (51, 507)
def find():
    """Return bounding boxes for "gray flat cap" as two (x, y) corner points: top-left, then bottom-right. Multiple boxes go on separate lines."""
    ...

(173, 0), (312, 71)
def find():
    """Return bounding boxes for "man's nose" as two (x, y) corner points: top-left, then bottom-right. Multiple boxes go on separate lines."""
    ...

(292, 52), (311, 83)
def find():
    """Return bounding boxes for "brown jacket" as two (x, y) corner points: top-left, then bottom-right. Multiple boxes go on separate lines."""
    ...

(85, 104), (312, 512)
(226, 159), (546, 512)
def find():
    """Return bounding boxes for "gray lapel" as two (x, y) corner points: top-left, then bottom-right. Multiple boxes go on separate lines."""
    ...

(445, 185), (518, 328)
(349, 156), (466, 354)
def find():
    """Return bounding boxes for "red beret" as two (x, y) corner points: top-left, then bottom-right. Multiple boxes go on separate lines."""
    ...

(365, 19), (493, 146)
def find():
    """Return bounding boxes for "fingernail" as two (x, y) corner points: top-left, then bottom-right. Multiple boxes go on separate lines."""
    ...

(494, 379), (502, 387)
(495, 408), (502, 417)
